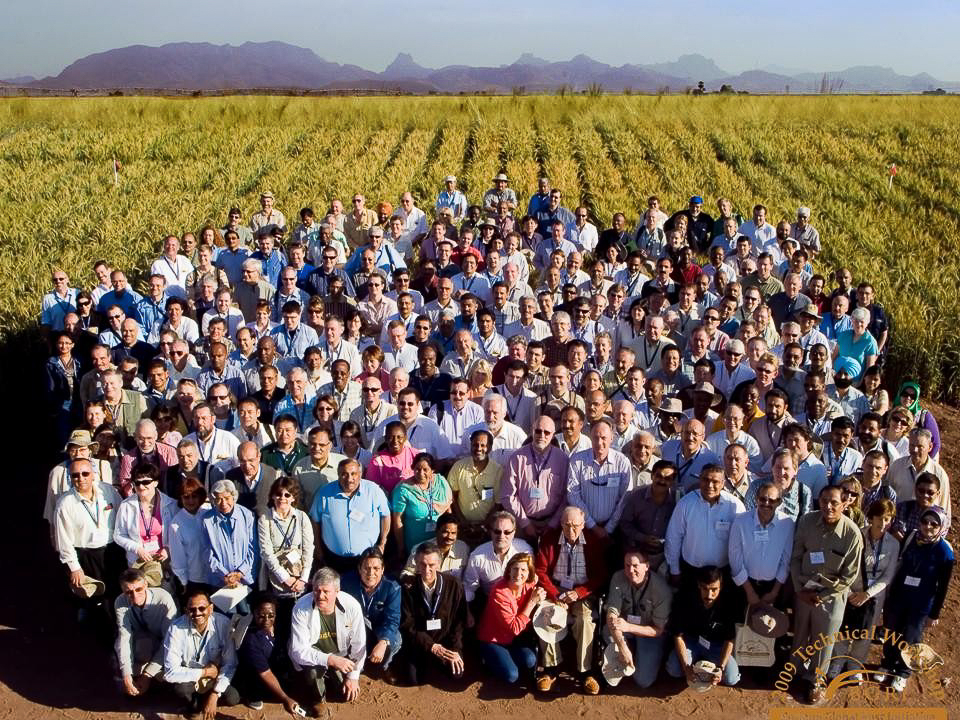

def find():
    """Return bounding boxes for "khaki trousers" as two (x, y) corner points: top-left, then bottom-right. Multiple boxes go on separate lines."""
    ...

(539, 597), (596, 673)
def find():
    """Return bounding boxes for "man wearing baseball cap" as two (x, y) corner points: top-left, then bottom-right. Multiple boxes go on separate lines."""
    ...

(667, 195), (714, 252)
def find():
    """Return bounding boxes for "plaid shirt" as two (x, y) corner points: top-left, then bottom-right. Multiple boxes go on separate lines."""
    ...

(553, 534), (588, 590)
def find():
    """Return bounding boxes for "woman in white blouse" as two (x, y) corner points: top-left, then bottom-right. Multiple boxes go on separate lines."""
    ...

(168, 476), (211, 596)
(113, 462), (178, 569)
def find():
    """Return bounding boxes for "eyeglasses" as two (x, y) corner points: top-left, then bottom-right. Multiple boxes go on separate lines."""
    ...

(704, 316), (720, 322)
(108, 314), (122, 320)
(533, 429), (552, 436)
(274, 491), (294, 499)
(352, 198), (363, 203)
(70, 471), (92, 478)
(171, 350), (186, 357)
(362, 387), (380, 393)
(841, 489), (859, 499)
(756, 497), (781, 506)
(491, 529), (514, 536)
(77, 300), (91, 307)
(187, 605), (209, 615)
(210, 394), (229, 400)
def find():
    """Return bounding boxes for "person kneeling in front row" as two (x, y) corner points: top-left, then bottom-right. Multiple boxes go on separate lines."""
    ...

(162, 588), (240, 720)
(289, 567), (366, 715)
(665, 565), (741, 688)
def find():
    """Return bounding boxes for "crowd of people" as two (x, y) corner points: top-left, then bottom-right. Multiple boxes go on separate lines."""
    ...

(40, 176), (954, 718)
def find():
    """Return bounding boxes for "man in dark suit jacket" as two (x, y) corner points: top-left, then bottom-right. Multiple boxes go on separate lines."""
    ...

(533, 506), (610, 695)
(225, 441), (277, 516)
(399, 542), (468, 686)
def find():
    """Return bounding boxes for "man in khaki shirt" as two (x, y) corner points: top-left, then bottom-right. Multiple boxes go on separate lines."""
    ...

(790, 485), (863, 704)
(343, 194), (379, 250)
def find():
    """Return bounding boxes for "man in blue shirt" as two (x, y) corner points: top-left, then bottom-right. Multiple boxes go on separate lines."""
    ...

(200, 479), (257, 596)
(251, 229), (288, 288)
(341, 546), (402, 672)
(216, 229), (251, 287)
(97, 269), (142, 316)
(535, 189), (576, 238)
(309, 458), (390, 574)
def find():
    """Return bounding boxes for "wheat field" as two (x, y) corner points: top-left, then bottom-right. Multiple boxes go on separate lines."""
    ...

(2, 95), (959, 398)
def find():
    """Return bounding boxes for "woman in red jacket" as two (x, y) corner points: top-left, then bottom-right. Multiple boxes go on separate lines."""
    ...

(476, 552), (546, 686)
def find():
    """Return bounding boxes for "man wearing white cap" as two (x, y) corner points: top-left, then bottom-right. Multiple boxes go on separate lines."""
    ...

(790, 207), (821, 258)
(436, 176), (467, 222)
(249, 191), (286, 237)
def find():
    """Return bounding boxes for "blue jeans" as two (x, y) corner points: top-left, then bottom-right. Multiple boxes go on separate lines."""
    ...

(666, 638), (740, 686)
(881, 609), (927, 679)
(630, 635), (666, 688)
(369, 629), (402, 670)
(480, 638), (538, 684)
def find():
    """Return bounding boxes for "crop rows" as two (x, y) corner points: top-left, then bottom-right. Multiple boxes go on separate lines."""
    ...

(2, 95), (959, 399)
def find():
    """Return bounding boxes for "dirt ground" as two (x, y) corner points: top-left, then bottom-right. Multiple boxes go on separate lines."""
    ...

(3, 403), (958, 720)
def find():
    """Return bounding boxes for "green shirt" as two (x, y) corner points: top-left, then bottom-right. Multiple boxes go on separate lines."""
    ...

(605, 569), (672, 630)
(312, 611), (338, 655)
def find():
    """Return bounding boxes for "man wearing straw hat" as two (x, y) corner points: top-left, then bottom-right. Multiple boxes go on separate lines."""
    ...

(483, 173), (517, 216)
(54, 457), (124, 618)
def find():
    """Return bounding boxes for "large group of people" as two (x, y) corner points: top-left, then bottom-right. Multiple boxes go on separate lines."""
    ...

(41, 176), (954, 718)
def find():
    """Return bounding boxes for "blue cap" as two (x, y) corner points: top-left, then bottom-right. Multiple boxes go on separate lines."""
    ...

(690, 195), (703, 204)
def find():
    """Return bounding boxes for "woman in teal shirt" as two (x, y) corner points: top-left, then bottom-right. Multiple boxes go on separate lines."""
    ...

(390, 452), (452, 557)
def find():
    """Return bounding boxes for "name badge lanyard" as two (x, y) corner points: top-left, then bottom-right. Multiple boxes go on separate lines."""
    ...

(139, 498), (164, 549)
(423, 574), (444, 617)
(532, 447), (553, 489)
(274, 514), (297, 552)
(80, 495), (101, 528)
(193, 626), (212, 663)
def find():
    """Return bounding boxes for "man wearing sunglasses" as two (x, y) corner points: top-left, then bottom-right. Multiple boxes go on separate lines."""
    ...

(115, 566), (177, 698)
(42, 268), (79, 334)
(728, 481), (793, 616)
(54, 457), (123, 612)
(163, 588), (240, 719)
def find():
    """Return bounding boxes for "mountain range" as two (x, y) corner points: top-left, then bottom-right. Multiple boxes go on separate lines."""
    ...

(6, 42), (957, 94)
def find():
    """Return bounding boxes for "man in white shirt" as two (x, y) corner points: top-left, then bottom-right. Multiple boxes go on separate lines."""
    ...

(665, 464), (745, 589)
(373, 387), (444, 458)
(474, 309), (508, 362)
(570, 206), (598, 253)
(488, 359), (537, 431)
(163, 588), (240, 715)
(349, 377), (396, 449)
(289, 567), (365, 709)
(320, 315), (361, 378)
(461, 511), (533, 605)
(428, 379), (484, 460)
(452, 254), (492, 306)
(739, 204), (777, 255)
(631, 315), (675, 376)
(423, 277), (460, 325)
(728, 480), (794, 609)
(705, 404), (762, 470)
(201, 288), (246, 339)
(502, 262), (534, 305)
(504, 295), (550, 342)
(151, 235), (194, 300)
(185, 403), (240, 485)
(382, 320), (420, 374)
(54, 458), (123, 603)
(460, 394), (527, 465)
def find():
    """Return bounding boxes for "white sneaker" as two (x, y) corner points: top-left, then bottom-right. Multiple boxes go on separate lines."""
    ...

(890, 676), (907, 692)
(246, 700), (264, 710)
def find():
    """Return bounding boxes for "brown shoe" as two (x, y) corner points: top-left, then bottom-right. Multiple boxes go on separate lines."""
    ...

(807, 684), (826, 705)
(536, 674), (556, 693)
(582, 676), (601, 695)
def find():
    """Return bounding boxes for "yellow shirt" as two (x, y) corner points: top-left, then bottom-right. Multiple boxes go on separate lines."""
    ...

(447, 456), (502, 522)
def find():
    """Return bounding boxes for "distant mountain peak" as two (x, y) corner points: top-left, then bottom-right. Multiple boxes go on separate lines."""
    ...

(513, 53), (550, 67)
(382, 52), (431, 79)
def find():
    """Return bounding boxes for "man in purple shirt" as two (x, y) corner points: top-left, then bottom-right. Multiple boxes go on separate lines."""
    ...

(499, 415), (568, 542)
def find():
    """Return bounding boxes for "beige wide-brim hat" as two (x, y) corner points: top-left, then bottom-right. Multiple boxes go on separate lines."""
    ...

(133, 559), (164, 588)
(532, 601), (569, 643)
(71, 575), (106, 599)
(689, 660), (720, 692)
(64, 429), (99, 454)
(748, 604), (790, 639)
(492, 173), (509, 182)
(901, 643), (944, 672)
(601, 642), (636, 686)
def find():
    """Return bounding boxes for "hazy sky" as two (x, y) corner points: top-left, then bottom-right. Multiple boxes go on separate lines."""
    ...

(3, 0), (958, 80)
